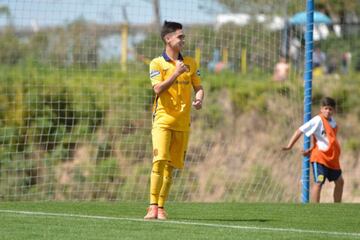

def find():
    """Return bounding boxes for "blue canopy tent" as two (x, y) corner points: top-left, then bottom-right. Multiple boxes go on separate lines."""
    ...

(282, 11), (332, 58)
(289, 11), (332, 25)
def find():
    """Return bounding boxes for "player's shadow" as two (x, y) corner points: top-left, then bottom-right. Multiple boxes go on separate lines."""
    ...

(176, 218), (272, 223)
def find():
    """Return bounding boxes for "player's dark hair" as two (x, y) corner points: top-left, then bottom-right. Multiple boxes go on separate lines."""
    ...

(161, 21), (182, 42)
(321, 97), (336, 108)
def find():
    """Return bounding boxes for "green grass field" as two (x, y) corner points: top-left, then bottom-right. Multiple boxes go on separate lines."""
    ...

(0, 202), (359, 240)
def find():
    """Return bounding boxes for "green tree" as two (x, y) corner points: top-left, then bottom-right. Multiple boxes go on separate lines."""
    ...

(316, 0), (360, 18)
(68, 18), (99, 68)
(28, 31), (49, 65)
(0, 5), (11, 24)
(0, 28), (24, 65)
(217, 0), (360, 20)
(217, 0), (301, 15)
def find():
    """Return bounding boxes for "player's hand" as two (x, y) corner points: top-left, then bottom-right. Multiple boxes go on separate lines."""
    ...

(282, 146), (291, 151)
(192, 99), (202, 110)
(175, 60), (188, 75)
(301, 149), (311, 156)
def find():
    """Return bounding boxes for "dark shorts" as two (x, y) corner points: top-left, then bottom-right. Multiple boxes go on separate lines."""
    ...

(312, 162), (342, 184)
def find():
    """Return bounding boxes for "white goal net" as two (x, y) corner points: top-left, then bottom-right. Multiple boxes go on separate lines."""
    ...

(0, 0), (359, 202)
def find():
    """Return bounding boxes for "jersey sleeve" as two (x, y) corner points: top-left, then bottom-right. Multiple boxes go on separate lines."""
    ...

(191, 61), (201, 87)
(149, 59), (162, 86)
(299, 116), (321, 137)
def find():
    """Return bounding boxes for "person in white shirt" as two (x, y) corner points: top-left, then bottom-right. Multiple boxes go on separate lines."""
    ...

(282, 97), (343, 203)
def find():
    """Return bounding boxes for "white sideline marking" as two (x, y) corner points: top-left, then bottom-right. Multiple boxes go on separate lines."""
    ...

(1, 209), (360, 238)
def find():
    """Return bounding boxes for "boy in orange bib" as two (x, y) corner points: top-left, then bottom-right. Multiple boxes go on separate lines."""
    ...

(283, 97), (344, 203)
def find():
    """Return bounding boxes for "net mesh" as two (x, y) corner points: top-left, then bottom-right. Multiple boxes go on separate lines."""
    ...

(0, 0), (359, 202)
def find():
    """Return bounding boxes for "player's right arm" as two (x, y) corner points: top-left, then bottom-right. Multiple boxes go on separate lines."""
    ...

(282, 116), (320, 151)
(152, 60), (188, 95)
(282, 129), (303, 151)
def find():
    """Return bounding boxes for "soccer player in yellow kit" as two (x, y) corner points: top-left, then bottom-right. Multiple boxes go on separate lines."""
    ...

(144, 21), (204, 220)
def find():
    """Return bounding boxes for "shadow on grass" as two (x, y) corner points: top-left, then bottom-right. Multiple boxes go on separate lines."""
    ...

(174, 218), (272, 223)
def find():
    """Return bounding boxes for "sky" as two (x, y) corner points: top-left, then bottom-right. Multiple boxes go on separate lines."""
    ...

(0, 0), (224, 28)
(0, 0), (300, 61)
(0, 0), (225, 61)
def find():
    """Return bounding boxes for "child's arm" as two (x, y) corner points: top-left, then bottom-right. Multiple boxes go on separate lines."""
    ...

(282, 129), (303, 151)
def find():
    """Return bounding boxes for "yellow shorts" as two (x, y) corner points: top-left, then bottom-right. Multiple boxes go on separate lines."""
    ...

(152, 127), (189, 169)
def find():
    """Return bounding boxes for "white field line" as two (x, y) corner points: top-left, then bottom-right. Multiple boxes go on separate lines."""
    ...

(1, 209), (360, 238)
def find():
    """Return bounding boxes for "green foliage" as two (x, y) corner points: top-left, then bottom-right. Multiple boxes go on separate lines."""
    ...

(1, 59), (360, 200)
(0, 18), (101, 68)
(344, 138), (360, 152)
(91, 158), (120, 200)
(67, 18), (99, 68)
(0, 64), (155, 199)
(218, 0), (360, 18)
(225, 164), (287, 202)
(199, 103), (224, 129)
(135, 24), (282, 73)
(218, 0), (304, 15)
(0, 28), (25, 65)
(229, 79), (278, 113)
(246, 165), (286, 202)
(134, 32), (163, 61)
(321, 34), (360, 72)
(315, 0), (360, 17)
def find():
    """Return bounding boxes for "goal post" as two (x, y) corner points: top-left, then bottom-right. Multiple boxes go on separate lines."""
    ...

(301, 0), (314, 204)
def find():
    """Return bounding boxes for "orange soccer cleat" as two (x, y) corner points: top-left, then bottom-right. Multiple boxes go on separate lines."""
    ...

(144, 205), (158, 220)
(157, 207), (168, 220)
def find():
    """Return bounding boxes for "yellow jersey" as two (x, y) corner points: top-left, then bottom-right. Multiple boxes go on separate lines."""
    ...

(150, 52), (201, 131)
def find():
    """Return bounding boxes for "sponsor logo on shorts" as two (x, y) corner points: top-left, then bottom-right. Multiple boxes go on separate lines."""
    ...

(317, 174), (324, 183)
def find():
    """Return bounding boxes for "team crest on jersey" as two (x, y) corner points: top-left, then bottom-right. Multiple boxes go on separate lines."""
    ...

(150, 70), (160, 78)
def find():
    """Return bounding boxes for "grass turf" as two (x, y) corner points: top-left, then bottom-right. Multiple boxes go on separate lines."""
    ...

(0, 202), (359, 240)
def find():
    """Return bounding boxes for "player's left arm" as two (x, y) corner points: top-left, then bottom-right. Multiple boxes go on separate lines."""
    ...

(191, 59), (204, 110)
(192, 85), (204, 110)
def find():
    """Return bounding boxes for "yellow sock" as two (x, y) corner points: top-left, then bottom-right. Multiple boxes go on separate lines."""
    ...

(158, 163), (173, 208)
(150, 161), (165, 205)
